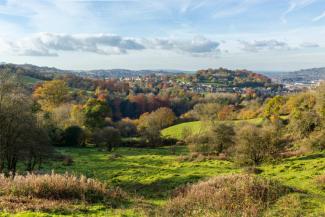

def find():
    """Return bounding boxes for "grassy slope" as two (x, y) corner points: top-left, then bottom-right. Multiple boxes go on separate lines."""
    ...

(161, 118), (263, 140)
(6, 147), (325, 216)
(20, 75), (42, 85)
(260, 153), (325, 216)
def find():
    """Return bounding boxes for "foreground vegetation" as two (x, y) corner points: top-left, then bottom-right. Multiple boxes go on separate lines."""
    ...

(0, 147), (320, 216)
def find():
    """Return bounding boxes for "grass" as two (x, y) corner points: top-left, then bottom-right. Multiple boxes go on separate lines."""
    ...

(259, 152), (325, 216)
(7, 147), (325, 216)
(161, 118), (263, 140)
(20, 75), (42, 85)
(43, 147), (237, 201)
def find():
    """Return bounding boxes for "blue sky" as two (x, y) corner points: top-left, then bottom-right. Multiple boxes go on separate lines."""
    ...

(0, 0), (325, 71)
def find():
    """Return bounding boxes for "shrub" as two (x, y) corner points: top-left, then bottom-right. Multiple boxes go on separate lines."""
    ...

(63, 126), (85, 147)
(92, 127), (121, 151)
(161, 174), (292, 217)
(235, 124), (283, 166)
(0, 173), (127, 205)
(116, 118), (137, 137)
(287, 110), (320, 139)
(186, 123), (235, 154)
(307, 130), (325, 151)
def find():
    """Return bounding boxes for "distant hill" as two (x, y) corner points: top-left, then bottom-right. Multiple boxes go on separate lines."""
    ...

(270, 67), (325, 84)
(0, 63), (182, 80)
(75, 69), (180, 78)
(189, 68), (274, 88)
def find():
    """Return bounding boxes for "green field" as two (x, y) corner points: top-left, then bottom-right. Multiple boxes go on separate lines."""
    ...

(162, 118), (264, 140)
(5, 146), (324, 216)
(20, 75), (42, 85)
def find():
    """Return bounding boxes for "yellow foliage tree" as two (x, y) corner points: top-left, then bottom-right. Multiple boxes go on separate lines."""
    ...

(33, 80), (69, 111)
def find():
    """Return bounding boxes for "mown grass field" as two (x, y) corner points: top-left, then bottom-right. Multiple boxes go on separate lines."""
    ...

(4, 146), (325, 216)
(161, 118), (264, 140)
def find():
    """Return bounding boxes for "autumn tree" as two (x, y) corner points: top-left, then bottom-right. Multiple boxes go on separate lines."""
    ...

(83, 98), (111, 130)
(263, 96), (286, 122)
(33, 80), (69, 111)
(192, 103), (221, 121)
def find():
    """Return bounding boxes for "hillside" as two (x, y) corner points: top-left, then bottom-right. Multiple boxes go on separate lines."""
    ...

(272, 67), (325, 84)
(0, 63), (180, 80)
(161, 118), (264, 140)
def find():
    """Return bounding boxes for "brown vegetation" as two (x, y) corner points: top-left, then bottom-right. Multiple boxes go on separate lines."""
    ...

(315, 174), (325, 189)
(160, 174), (292, 217)
(0, 173), (128, 206)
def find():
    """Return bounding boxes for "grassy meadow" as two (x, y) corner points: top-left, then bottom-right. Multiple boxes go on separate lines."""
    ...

(161, 118), (264, 140)
(3, 146), (324, 217)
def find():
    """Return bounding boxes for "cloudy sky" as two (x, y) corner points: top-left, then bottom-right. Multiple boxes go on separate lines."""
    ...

(0, 0), (325, 71)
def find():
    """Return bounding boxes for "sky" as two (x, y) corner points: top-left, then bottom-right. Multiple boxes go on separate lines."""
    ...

(0, 0), (325, 71)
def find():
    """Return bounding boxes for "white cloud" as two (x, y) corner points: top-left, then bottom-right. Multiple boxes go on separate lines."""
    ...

(145, 36), (220, 56)
(300, 42), (320, 48)
(0, 33), (220, 57)
(240, 40), (291, 52)
(0, 33), (145, 56)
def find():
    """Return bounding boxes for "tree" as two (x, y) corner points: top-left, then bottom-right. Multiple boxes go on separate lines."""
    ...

(0, 72), (53, 174)
(63, 126), (85, 147)
(235, 124), (282, 166)
(137, 107), (176, 145)
(92, 127), (121, 151)
(288, 110), (320, 139)
(116, 118), (137, 137)
(263, 96), (286, 121)
(33, 80), (69, 111)
(316, 82), (325, 118)
(192, 103), (221, 121)
(137, 112), (162, 145)
(210, 123), (235, 154)
(24, 124), (53, 171)
(151, 107), (176, 129)
(83, 98), (111, 130)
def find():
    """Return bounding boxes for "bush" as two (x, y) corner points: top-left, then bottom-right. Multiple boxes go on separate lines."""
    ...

(63, 126), (85, 147)
(92, 127), (121, 151)
(116, 118), (137, 137)
(235, 124), (283, 166)
(307, 130), (325, 151)
(161, 174), (292, 217)
(0, 173), (127, 205)
(186, 123), (235, 154)
(287, 110), (320, 139)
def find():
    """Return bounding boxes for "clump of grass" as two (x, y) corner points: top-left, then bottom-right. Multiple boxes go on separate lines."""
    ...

(0, 196), (80, 213)
(0, 172), (128, 206)
(161, 174), (292, 217)
(315, 174), (325, 189)
(178, 152), (228, 162)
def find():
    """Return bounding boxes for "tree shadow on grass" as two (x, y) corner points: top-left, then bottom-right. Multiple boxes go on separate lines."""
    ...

(287, 153), (325, 162)
(118, 174), (204, 200)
